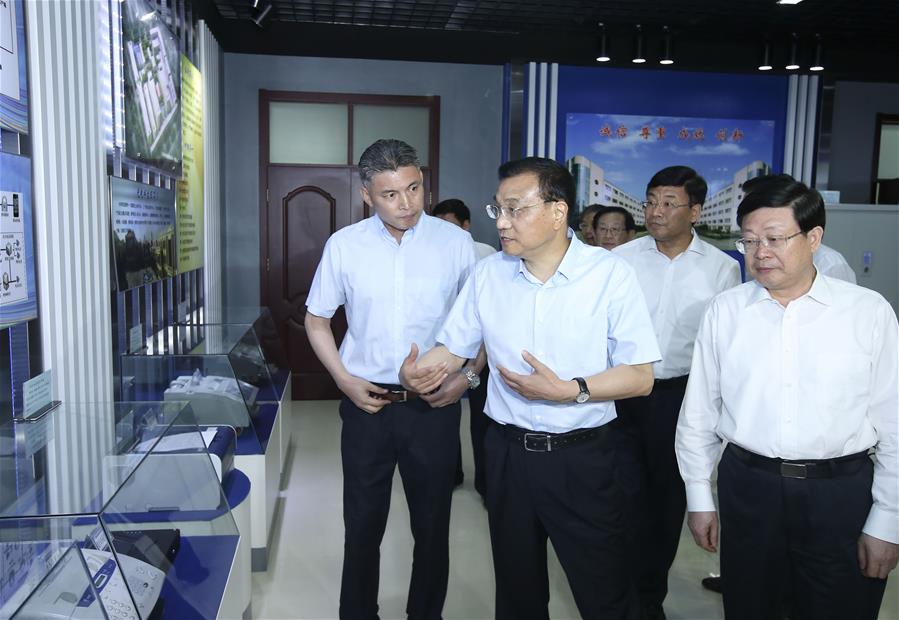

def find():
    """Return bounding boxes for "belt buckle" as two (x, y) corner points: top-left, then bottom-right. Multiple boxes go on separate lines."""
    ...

(524, 432), (551, 452)
(390, 390), (408, 403)
(780, 462), (807, 479)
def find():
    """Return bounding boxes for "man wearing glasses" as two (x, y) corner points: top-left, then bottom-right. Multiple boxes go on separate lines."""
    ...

(610, 165), (741, 619)
(676, 177), (898, 619)
(400, 157), (660, 619)
(305, 139), (478, 619)
(592, 205), (636, 251)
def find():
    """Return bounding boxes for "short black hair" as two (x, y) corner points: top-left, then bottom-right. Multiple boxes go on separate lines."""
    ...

(647, 166), (708, 206)
(432, 199), (471, 224)
(741, 173), (795, 197)
(736, 176), (825, 233)
(593, 205), (636, 231)
(576, 204), (603, 228)
(358, 139), (420, 187)
(498, 157), (575, 209)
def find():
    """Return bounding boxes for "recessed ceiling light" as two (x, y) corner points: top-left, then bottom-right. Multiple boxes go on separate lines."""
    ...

(776, 0), (803, 4)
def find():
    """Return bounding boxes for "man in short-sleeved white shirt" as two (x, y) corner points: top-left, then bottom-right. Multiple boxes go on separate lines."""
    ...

(612, 166), (741, 619)
(675, 177), (898, 619)
(401, 157), (661, 619)
(305, 139), (477, 620)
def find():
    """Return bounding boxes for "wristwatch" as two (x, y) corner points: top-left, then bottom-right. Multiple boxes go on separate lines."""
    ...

(573, 377), (590, 403)
(462, 368), (481, 389)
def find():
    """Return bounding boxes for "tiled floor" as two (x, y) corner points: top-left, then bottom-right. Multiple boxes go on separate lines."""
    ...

(252, 400), (899, 619)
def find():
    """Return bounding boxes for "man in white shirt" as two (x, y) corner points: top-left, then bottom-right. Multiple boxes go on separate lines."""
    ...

(612, 166), (741, 619)
(400, 157), (661, 619)
(432, 197), (495, 498)
(305, 139), (478, 620)
(675, 176), (898, 619)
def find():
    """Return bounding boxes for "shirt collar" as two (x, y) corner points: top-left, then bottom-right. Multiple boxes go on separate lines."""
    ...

(747, 268), (833, 307)
(516, 228), (580, 284)
(641, 227), (704, 256)
(372, 211), (421, 243)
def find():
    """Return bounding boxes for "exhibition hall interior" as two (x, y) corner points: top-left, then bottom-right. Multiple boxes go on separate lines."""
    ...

(0, 0), (897, 617)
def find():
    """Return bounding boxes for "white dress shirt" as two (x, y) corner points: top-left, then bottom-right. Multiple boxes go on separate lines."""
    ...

(437, 233), (661, 433)
(613, 230), (742, 379)
(306, 213), (477, 384)
(474, 240), (497, 261)
(675, 274), (899, 543)
(814, 243), (857, 284)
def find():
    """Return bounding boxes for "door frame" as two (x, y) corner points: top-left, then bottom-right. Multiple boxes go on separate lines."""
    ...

(258, 89), (441, 305)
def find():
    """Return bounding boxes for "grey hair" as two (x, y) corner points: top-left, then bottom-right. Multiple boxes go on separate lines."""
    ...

(357, 139), (420, 187)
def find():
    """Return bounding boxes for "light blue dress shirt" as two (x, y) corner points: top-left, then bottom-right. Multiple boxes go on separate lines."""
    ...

(437, 233), (661, 433)
(306, 213), (477, 384)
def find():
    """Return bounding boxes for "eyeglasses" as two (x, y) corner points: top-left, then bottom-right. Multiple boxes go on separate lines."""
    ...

(596, 226), (625, 235)
(485, 201), (550, 220)
(641, 200), (691, 211)
(734, 231), (804, 254)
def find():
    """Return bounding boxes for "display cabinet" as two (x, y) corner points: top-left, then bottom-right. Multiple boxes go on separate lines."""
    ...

(121, 316), (291, 571)
(0, 401), (248, 619)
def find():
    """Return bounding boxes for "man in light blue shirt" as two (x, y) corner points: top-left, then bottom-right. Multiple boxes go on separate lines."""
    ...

(305, 139), (478, 620)
(401, 157), (661, 619)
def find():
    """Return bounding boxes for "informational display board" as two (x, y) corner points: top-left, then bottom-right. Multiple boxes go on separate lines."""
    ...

(176, 55), (204, 273)
(0, 152), (37, 329)
(121, 0), (182, 174)
(110, 176), (176, 291)
(0, 0), (28, 134)
(565, 113), (775, 233)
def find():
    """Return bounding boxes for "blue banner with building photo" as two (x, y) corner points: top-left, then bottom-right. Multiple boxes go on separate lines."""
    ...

(110, 176), (176, 291)
(0, 0), (29, 134)
(0, 152), (37, 329)
(121, 0), (182, 175)
(565, 113), (775, 242)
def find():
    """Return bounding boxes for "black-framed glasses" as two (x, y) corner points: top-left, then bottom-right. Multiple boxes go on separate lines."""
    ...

(596, 226), (626, 235)
(641, 200), (691, 211)
(485, 200), (550, 220)
(734, 231), (805, 254)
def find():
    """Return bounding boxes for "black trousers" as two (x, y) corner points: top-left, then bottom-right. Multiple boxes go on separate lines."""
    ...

(339, 396), (461, 620)
(484, 421), (640, 620)
(718, 444), (887, 620)
(614, 376), (688, 618)
(456, 367), (490, 497)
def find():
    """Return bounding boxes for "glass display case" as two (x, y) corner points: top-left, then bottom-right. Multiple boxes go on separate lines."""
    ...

(121, 323), (281, 454)
(216, 306), (290, 401)
(0, 402), (241, 619)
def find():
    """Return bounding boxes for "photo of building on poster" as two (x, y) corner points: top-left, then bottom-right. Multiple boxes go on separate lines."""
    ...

(110, 176), (176, 291)
(0, 152), (37, 329)
(565, 114), (776, 238)
(122, 0), (181, 175)
(0, 0), (29, 134)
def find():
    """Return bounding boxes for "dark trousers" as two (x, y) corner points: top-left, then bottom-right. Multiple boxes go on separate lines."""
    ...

(339, 396), (461, 620)
(484, 421), (640, 620)
(455, 367), (490, 497)
(718, 444), (887, 620)
(614, 376), (688, 619)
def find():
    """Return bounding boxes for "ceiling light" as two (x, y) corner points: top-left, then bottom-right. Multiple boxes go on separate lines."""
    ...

(252, 0), (259, 7)
(759, 42), (773, 70)
(632, 24), (645, 64)
(785, 33), (799, 70)
(659, 26), (674, 65)
(810, 34), (824, 71)
(252, 3), (272, 27)
(596, 22), (610, 62)
(776, 0), (804, 4)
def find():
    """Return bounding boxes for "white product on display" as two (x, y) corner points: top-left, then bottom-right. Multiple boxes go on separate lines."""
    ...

(164, 368), (258, 427)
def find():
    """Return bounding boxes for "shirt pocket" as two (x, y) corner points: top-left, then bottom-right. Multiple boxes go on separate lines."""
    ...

(813, 353), (871, 413)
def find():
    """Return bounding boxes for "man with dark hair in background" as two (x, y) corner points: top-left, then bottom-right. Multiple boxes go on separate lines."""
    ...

(432, 197), (495, 499)
(401, 156), (660, 619)
(677, 176), (898, 620)
(612, 165), (741, 619)
(305, 139), (478, 619)
(592, 205), (637, 251)
(576, 203), (603, 246)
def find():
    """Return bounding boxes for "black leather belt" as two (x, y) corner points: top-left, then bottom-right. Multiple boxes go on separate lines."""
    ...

(497, 422), (609, 453)
(727, 443), (871, 480)
(654, 374), (689, 387)
(370, 383), (421, 403)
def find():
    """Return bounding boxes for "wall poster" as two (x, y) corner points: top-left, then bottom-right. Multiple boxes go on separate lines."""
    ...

(176, 54), (203, 273)
(121, 0), (181, 174)
(0, 0), (28, 133)
(565, 113), (776, 235)
(110, 176), (176, 291)
(0, 152), (36, 328)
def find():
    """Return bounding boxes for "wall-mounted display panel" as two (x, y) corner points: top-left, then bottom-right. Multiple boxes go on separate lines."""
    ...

(110, 176), (176, 291)
(176, 55), (204, 273)
(0, 151), (36, 329)
(0, 0), (28, 134)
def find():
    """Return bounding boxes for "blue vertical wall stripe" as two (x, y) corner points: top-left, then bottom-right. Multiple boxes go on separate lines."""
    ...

(9, 323), (29, 417)
(501, 64), (510, 163)
(522, 63), (531, 157)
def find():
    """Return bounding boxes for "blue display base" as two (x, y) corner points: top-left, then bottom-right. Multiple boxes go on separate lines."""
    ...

(158, 534), (239, 619)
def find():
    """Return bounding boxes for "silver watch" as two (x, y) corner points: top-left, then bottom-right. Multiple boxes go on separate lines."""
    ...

(462, 368), (481, 389)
